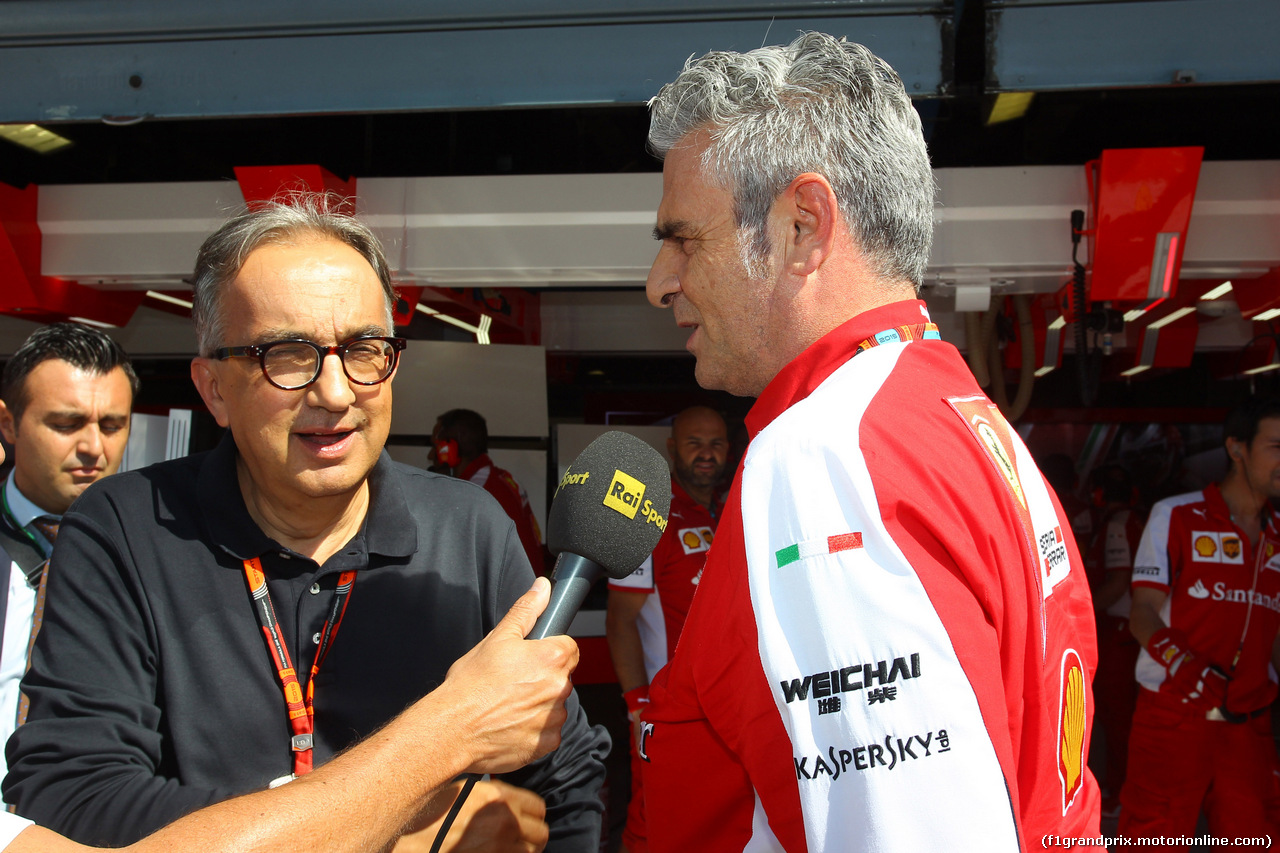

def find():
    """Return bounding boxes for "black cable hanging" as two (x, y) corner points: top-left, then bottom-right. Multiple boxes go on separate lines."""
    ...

(429, 774), (479, 853)
(1071, 209), (1101, 406)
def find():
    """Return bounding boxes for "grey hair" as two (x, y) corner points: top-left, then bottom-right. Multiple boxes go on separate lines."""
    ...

(190, 192), (397, 355)
(648, 32), (936, 287)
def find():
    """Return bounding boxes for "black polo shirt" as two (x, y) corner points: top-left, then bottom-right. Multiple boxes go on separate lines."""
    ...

(5, 433), (607, 848)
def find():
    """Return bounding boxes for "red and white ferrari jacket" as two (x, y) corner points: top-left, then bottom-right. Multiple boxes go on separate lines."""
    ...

(1131, 483), (1280, 712)
(642, 300), (1100, 852)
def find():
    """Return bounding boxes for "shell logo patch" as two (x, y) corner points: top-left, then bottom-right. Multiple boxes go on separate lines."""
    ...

(1192, 531), (1244, 564)
(679, 526), (714, 555)
(1057, 649), (1087, 815)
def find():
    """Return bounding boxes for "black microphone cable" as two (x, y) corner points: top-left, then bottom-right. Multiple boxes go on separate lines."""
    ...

(429, 775), (478, 853)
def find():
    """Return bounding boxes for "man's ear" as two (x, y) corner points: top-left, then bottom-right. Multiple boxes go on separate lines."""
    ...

(190, 358), (231, 428)
(1227, 436), (1247, 463)
(780, 173), (838, 277)
(0, 399), (18, 445)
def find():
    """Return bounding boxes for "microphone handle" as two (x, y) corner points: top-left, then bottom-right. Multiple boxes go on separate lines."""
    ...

(527, 552), (606, 639)
(437, 552), (603, 852)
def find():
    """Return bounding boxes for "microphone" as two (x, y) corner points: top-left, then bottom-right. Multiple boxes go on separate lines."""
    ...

(437, 431), (671, 850)
(528, 431), (672, 639)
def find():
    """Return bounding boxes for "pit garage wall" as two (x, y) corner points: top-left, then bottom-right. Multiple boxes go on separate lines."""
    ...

(386, 339), (550, 536)
(6, 161), (1279, 359)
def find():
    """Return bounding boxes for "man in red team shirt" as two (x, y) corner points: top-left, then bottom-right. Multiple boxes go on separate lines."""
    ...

(640, 32), (1099, 851)
(606, 406), (728, 853)
(1123, 397), (1280, 843)
(433, 408), (545, 574)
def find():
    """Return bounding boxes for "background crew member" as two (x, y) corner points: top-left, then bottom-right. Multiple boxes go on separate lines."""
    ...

(5, 195), (608, 852)
(1084, 463), (1145, 818)
(1041, 451), (1096, 551)
(432, 408), (545, 574)
(605, 405), (727, 853)
(639, 32), (1099, 850)
(0, 577), (576, 852)
(0, 323), (137, 791)
(1121, 397), (1280, 845)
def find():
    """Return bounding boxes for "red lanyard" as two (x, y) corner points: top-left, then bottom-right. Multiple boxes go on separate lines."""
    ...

(241, 557), (357, 776)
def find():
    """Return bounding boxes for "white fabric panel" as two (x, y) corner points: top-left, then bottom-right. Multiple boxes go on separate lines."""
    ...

(742, 345), (1018, 853)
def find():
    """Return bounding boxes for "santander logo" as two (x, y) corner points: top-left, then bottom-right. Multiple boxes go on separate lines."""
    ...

(1210, 582), (1280, 613)
(1187, 579), (1211, 600)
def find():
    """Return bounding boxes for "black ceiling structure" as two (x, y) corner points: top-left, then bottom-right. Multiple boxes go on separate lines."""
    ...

(2, 1), (1276, 187)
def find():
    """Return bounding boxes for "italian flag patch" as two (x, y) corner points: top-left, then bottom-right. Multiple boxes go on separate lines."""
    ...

(776, 533), (863, 567)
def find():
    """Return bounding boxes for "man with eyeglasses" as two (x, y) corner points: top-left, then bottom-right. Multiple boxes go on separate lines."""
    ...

(5, 195), (608, 852)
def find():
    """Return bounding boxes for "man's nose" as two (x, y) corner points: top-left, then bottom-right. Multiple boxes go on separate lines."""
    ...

(306, 353), (357, 410)
(77, 426), (105, 458)
(646, 246), (680, 309)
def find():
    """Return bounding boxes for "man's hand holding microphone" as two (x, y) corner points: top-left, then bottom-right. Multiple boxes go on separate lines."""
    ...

(442, 577), (579, 775)
(393, 578), (577, 853)
(402, 431), (671, 853)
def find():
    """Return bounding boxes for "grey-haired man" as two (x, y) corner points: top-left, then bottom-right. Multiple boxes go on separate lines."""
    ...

(639, 33), (1100, 850)
(6, 196), (607, 852)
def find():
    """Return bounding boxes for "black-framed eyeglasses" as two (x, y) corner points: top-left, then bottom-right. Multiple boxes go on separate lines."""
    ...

(213, 336), (407, 391)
